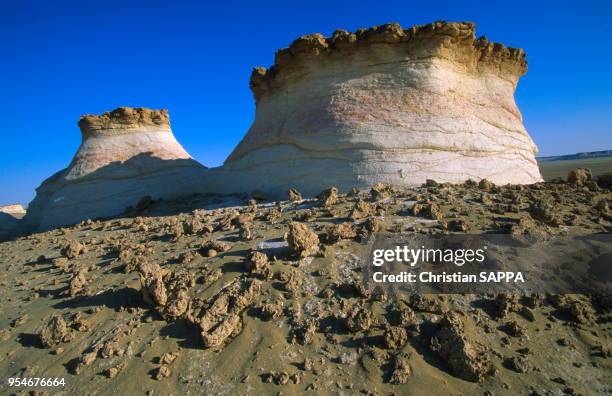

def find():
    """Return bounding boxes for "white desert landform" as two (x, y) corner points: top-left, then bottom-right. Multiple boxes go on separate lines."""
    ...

(21, 108), (207, 231)
(16, 21), (543, 233)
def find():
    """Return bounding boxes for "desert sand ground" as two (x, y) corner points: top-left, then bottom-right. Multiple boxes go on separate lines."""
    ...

(0, 177), (610, 395)
(539, 157), (612, 181)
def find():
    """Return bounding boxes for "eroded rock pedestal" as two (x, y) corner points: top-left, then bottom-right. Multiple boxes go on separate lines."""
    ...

(23, 107), (207, 231)
(208, 21), (542, 197)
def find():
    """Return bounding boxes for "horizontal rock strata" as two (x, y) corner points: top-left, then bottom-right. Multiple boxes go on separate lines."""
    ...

(212, 21), (542, 197)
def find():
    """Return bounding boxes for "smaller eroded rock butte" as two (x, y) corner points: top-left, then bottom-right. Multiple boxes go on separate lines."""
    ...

(22, 107), (208, 231)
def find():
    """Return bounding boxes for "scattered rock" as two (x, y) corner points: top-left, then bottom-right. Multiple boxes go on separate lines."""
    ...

(329, 222), (357, 242)
(350, 199), (375, 220)
(384, 326), (408, 349)
(61, 240), (86, 259)
(389, 353), (412, 384)
(371, 183), (393, 200)
(81, 350), (97, 366)
(154, 365), (172, 380)
(478, 179), (495, 191)
(412, 202), (441, 221)
(567, 168), (592, 185)
(159, 352), (178, 365)
(290, 319), (317, 345)
(288, 188), (303, 201)
(286, 222), (319, 257)
(317, 187), (339, 207)
(529, 199), (557, 225)
(69, 268), (88, 296)
(492, 293), (521, 319)
(38, 315), (71, 348)
(201, 240), (231, 255)
(344, 306), (372, 333)
(246, 251), (271, 278)
(105, 362), (126, 379)
(260, 302), (283, 320)
(262, 371), (295, 385)
(137, 262), (167, 306)
(504, 320), (527, 337)
(505, 356), (530, 373)
(191, 278), (261, 349)
(430, 312), (490, 382)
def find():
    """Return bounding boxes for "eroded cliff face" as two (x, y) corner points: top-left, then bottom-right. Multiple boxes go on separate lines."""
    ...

(23, 108), (207, 231)
(212, 21), (542, 197)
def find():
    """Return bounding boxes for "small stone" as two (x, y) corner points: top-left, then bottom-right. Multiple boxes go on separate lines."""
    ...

(389, 354), (412, 384)
(288, 188), (303, 201)
(154, 365), (171, 380)
(567, 168), (592, 185)
(505, 356), (530, 373)
(286, 222), (319, 258)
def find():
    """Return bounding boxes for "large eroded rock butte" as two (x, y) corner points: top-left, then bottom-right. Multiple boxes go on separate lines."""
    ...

(22, 107), (207, 231)
(206, 21), (542, 196)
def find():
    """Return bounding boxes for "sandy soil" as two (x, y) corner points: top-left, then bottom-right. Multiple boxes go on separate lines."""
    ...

(539, 157), (612, 181)
(0, 177), (610, 395)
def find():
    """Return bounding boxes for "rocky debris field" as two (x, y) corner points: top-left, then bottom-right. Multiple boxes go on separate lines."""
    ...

(0, 172), (611, 395)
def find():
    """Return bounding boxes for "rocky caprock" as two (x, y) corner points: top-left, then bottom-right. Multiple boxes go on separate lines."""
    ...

(209, 21), (542, 196)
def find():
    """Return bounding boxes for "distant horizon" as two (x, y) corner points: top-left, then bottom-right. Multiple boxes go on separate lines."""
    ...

(536, 149), (612, 159)
(1, 1), (611, 206)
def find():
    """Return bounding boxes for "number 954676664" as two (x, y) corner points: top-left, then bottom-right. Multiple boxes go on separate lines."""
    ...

(7, 377), (66, 387)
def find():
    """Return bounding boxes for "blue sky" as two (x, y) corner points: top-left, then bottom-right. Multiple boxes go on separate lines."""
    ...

(1, 0), (611, 205)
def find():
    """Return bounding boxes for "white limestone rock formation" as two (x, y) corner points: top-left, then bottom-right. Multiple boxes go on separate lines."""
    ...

(0, 204), (26, 218)
(23, 107), (207, 231)
(208, 21), (542, 197)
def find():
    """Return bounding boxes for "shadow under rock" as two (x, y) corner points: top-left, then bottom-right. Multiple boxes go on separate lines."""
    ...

(52, 286), (142, 310)
(340, 334), (385, 349)
(16, 333), (44, 349)
(406, 320), (457, 378)
(221, 260), (248, 274)
(159, 318), (204, 350)
(21, 153), (253, 235)
(318, 314), (349, 336)
(37, 285), (69, 299)
(470, 297), (500, 319)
